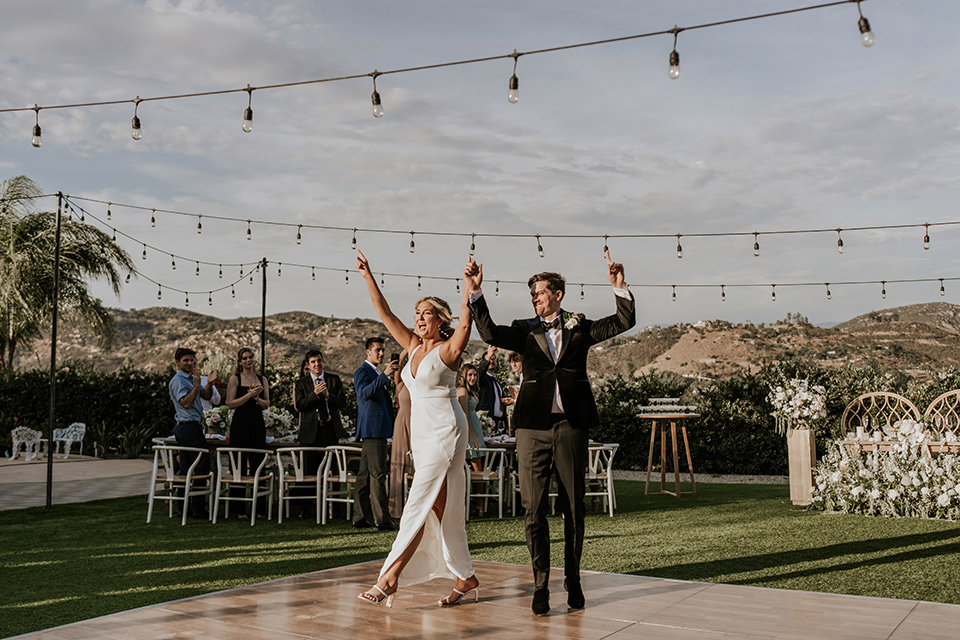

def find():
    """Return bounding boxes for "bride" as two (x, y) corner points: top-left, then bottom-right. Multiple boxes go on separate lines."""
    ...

(355, 249), (480, 608)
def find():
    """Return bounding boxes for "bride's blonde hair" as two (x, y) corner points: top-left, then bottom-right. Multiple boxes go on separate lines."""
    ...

(416, 296), (454, 339)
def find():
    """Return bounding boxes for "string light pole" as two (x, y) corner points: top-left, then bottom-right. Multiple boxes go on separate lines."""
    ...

(260, 257), (268, 373)
(45, 192), (64, 508)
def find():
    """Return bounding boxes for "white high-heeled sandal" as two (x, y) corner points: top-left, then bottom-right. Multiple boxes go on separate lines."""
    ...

(438, 586), (480, 606)
(358, 584), (398, 607)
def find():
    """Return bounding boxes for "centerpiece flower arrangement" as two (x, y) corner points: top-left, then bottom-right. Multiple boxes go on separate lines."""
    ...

(263, 407), (296, 438)
(812, 426), (960, 520)
(475, 409), (498, 436)
(203, 406), (233, 435)
(767, 378), (827, 434)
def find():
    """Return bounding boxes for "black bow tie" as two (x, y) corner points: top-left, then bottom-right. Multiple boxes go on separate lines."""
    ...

(541, 318), (561, 331)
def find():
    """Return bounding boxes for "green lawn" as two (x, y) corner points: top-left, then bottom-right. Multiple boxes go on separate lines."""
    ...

(2, 481), (960, 638)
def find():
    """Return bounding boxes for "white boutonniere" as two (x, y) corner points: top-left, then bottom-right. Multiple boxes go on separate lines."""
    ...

(563, 311), (584, 330)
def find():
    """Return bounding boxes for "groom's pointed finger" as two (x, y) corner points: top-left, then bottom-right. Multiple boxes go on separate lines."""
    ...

(604, 248), (613, 265)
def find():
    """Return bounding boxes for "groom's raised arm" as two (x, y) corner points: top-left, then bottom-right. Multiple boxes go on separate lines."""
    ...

(469, 291), (527, 353)
(588, 249), (636, 342)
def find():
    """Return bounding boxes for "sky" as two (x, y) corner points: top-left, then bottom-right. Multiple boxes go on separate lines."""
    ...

(2, 0), (959, 334)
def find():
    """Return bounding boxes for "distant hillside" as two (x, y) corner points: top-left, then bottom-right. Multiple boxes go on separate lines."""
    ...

(12, 302), (960, 381)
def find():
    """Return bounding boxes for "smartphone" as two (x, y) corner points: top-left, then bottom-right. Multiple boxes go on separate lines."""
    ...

(390, 352), (400, 363)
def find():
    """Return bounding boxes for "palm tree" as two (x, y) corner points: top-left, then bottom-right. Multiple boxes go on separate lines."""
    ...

(0, 176), (134, 369)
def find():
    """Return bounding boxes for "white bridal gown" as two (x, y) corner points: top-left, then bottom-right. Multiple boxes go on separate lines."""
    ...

(378, 344), (474, 586)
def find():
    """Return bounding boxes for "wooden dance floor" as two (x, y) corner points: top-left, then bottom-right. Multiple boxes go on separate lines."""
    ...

(18, 560), (959, 639)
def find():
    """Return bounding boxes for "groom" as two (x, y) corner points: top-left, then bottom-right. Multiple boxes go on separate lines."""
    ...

(464, 250), (635, 616)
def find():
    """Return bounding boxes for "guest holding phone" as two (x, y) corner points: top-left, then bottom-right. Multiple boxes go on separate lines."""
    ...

(226, 347), (270, 518)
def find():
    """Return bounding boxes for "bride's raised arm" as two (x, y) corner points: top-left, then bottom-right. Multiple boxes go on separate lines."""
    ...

(356, 249), (419, 352)
(439, 274), (473, 368)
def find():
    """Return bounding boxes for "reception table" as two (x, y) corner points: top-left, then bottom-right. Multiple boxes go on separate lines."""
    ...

(638, 413), (699, 497)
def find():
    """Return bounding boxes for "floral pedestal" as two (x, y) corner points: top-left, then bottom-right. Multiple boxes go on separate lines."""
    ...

(787, 427), (816, 505)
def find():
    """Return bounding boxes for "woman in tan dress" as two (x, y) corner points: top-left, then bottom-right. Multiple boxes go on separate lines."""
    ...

(388, 350), (412, 519)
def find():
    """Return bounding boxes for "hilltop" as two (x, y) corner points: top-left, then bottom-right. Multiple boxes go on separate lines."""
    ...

(12, 303), (960, 381)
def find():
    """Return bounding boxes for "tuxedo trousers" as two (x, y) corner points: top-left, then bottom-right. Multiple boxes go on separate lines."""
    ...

(516, 418), (588, 590)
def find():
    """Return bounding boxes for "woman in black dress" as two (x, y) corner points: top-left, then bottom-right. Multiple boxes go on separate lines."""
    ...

(225, 347), (270, 517)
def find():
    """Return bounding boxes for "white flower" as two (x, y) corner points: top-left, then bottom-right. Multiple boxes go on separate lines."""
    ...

(869, 489), (882, 500)
(920, 487), (930, 498)
(888, 489), (900, 500)
(938, 493), (951, 507)
(850, 486), (865, 497)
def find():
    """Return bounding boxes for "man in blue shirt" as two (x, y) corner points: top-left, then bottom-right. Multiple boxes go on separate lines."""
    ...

(352, 337), (399, 531)
(168, 347), (219, 518)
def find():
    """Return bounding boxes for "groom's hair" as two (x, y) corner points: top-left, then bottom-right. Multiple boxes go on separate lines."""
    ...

(528, 272), (565, 295)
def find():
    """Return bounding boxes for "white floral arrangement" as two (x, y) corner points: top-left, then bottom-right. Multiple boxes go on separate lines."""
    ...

(203, 406), (233, 433)
(881, 418), (932, 450)
(812, 440), (960, 520)
(475, 409), (498, 436)
(563, 311), (585, 330)
(766, 378), (827, 434)
(263, 407), (296, 437)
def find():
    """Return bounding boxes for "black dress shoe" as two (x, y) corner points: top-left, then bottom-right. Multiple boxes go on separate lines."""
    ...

(376, 519), (400, 531)
(564, 578), (585, 610)
(352, 519), (373, 529)
(532, 587), (550, 616)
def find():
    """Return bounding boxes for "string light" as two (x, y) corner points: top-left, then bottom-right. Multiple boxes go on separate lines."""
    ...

(881, 281), (886, 299)
(603, 235), (608, 255)
(278, 263), (282, 277)
(771, 284), (776, 302)
(418, 276), (422, 291)
(941, 279), (946, 297)
(345, 270), (350, 285)
(131, 97), (142, 140)
(508, 50), (520, 104)
(495, 281), (500, 296)
(250, 273), (254, 285)
(195, 261), (200, 276)
(150, 209), (156, 228)
(243, 85), (254, 133)
(112, 228), (116, 241)
(219, 265), (223, 278)
(857, 1), (876, 47)
(142, 244), (147, 260)
(536, 235), (544, 258)
(456, 279), (460, 293)
(825, 283), (832, 300)
(125, 272), (131, 284)
(157, 286), (162, 300)
(296, 225), (302, 245)
(246, 220), (252, 240)
(208, 293), (213, 306)
(171, 256), (176, 270)
(79, 206), (84, 223)
(409, 231), (415, 253)
(106, 203), (111, 221)
(380, 273), (385, 286)
(197, 215), (202, 234)
(721, 284), (726, 302)
(469, 233), (476, 256)
(753, 232), (760, 257)
(352, 229), (357, 250)
(668, 27), (682, 79)
(580, 284), (585, 300)
(31, 105), (41, 148)
(185, 293), (190, 307)
(312, 267), (316, 281)
(371, 71), (384, 118)
(924, 224), (930, 250)
(837, 229), (844, 254)
(232, 285), (236, 298)
(676, 234), (683, 259)
(671, 285), (676, 302)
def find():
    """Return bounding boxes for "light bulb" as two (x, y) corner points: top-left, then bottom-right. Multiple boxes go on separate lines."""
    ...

(676, 236), (683, 259)
(671, 286), (676, 302)
(31, 124), (41, 148)
(197, 217), (202, 234)
(352, 230), (357, 250)
(580, 285), (585, 301)
(296, 226), (302, 245)
(409, 232), (415, 253)
(278, 264), (282, 277)
(469, 233), (476, 256)
(195, 262), (200, 276)
(837, 237), (844, 254)
(151, 211), (156, 227)
(508, 74), (519, 104)
(924, 225), (930, 250)
(771, 285), (776, 302)
(218, 265), (223, 279)
(858, 16), (876, 47)
(380, 274), (385, 286)
(603, 235), (609, 255)
(131, 115), (142, 140)
(106, 205), (112, 221)
(371, 91), (384, 118)
(418, 276), (422, 291)
(536, 235), (544, 258)
(312, 267), (316, 281)
(142, 245), (147, 260)
(669, 50), (681, 79)
(941, 280), (946, 297)
(185, 294), (190, 307)
(495, 281), (500, 296)
(721, 286), (726, 302)
(456, 279), (461, 294)
(231, 286), (236, 298)
(345, 271), (349, 285)
(242, 107), (254, 133)
(157, 287), (162, 300)
(171, 257), (176, 270)
(125, 273), (131, 284)
(246, 221), (252, 240)
(881, 282), (886, 299)
(753, 233), (760, 257)
(208, 293), (212, 306)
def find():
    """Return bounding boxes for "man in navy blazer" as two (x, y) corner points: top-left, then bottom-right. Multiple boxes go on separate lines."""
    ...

(352, 337), (399, 531)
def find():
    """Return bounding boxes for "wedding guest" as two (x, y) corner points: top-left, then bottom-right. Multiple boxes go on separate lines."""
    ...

(225, 347), (270, 518)
(294, 349), (347, 519)
(503, 351), (523, 436)
(168, 347), (219, 519)
(200, 374), (222, 414)
(353, 337), (400, 531)
(388, 350), (412, 519)
(476, 345), (506, 433)
(456, 363), (485, 471)
(465, 250), (635, 615)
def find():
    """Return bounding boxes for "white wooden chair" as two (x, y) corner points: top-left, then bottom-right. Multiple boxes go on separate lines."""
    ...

(11, 427), (43, 460)
(321, 445), (361, 525)
(275, 447), (328, 524)
(466, 447), (507, 520)
(53, 423), (85, 459)
(212, 447), (275, 525)
(147, 445), (213, 525)
(585, 443), (619, 517)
